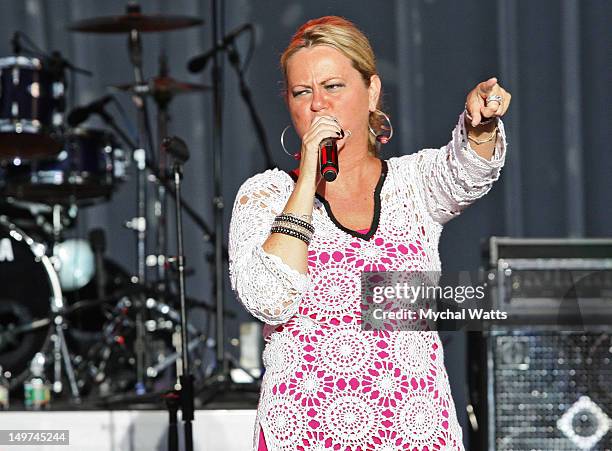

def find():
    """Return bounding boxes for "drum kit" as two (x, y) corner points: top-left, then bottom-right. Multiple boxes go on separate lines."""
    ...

(0, 4), (225, 405)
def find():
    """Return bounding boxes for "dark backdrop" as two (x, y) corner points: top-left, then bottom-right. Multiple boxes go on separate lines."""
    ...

(1, 0), (610, 444)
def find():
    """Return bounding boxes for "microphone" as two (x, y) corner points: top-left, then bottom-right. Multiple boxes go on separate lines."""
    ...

(187, 23), (253, 73)
(162, 136), (190, 164)
(67, 95), (113, 127)
(320, 138), (339, 182)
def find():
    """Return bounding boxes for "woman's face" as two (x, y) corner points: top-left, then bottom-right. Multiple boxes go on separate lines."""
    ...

(285, 45), (380, 150)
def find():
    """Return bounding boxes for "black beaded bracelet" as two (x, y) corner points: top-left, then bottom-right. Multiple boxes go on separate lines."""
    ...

(271, 225), (311, 245)
(275, 214), (314, 233)
(272, 219), (313, 236)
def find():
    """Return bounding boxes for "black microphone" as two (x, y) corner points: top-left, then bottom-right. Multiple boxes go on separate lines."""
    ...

(320, 138), (339, 182)
(89, 228), (106, 302)
(162, 136), (190, 164)
(67, 95), (113, 127)
(187, 23), (253, 73)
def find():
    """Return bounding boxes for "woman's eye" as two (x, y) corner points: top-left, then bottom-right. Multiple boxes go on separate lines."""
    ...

(325, 83), (344, 90)
(292, 90), (309, 97)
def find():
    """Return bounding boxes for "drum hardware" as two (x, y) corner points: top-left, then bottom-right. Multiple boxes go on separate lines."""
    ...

(0, 4), (247, 415)
(0, 199), (75, 236)
(0, 216), (80, 402)
(64, 24), (216, 412)
(65, 4), (209, 409)
(10, 32), (92, 78)
(69, 3), (175, 394)
(76, 295), (208, 399)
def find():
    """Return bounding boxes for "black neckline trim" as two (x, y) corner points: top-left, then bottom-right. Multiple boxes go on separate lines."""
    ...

(286, 160), (388, 241)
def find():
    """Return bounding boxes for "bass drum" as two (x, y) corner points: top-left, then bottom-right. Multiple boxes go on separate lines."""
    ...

(0, 217), (60, 386)
(0, 217), (130, 388)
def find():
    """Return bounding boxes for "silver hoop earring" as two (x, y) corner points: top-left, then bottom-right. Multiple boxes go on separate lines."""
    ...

(368, 109), (394, 144)
(280, 125), (300, 160)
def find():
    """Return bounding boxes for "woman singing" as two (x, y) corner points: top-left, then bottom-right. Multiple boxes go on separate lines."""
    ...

(229, 16), (511, 451)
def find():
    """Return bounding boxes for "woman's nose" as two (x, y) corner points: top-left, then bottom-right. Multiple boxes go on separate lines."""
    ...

(310, 88), (328, 111)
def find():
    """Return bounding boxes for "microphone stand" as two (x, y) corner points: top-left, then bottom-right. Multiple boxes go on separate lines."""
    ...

(195, 0), (231, 402)
(195, 5), (265, 407)
(163, 136), (194, 451)
(226, 44), (274, 170)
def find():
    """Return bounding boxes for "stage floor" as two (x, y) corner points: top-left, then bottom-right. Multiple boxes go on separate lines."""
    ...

(0, 409), (257, 450)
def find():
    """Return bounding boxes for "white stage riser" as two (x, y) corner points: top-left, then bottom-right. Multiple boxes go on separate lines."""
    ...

(0, 410), (257, 451)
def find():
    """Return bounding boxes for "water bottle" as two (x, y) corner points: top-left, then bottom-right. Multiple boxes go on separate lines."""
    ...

(24, 353), (51, 410)
(0, 365), (9, 410)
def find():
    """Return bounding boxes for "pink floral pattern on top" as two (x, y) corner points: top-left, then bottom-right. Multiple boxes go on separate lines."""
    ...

(229, 112), (507, 450)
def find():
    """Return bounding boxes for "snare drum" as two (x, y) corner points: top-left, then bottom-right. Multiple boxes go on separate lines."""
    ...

(2, 128), (128, 205)
(0, 56), (64, 159)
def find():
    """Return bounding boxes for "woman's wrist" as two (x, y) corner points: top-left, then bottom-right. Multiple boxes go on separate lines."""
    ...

(463, 105), (497, 127)
(465, 117), (498, 136)
(294, 166), (320, 195)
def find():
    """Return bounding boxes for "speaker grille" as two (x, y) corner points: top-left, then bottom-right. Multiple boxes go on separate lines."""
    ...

(491, 330), (612, 450)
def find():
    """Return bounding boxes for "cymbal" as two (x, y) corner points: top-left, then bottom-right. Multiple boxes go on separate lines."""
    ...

(110, 76), (211, 97)
(68, 13), (203, 33)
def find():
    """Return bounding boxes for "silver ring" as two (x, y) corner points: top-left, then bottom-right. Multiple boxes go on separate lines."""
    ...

(486, 94), (503, 105)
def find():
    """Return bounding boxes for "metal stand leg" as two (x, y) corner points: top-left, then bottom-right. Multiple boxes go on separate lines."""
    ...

(52, 330), (62, 393)
(55, 318), (81, 402)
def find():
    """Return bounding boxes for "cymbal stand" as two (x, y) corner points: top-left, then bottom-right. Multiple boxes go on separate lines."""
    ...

(152, 53), (171, 296)
(125, 6), (155, 394)
(47, 206), (81, 402)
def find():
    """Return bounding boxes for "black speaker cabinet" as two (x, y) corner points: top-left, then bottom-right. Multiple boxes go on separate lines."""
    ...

(468, 327), (612, 451)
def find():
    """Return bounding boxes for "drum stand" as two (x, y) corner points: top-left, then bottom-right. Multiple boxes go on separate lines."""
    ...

(13, 206), (83, 403)
(125, 12), (156, 395)
(49, 311), (81, 402)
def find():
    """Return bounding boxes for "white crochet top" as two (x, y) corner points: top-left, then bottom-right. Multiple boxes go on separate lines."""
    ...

(229, 112), (506, 451)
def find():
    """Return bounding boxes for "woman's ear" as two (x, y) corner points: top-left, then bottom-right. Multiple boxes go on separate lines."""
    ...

(368, 75), (382, 112)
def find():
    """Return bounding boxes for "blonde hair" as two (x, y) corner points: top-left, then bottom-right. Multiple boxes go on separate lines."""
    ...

(280, 16), (387, 154)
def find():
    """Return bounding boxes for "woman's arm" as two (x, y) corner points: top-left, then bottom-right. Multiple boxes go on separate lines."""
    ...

(229, 171), (310, 325)
(262, 115), (342, 274)
(408, 110), (508, 225)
